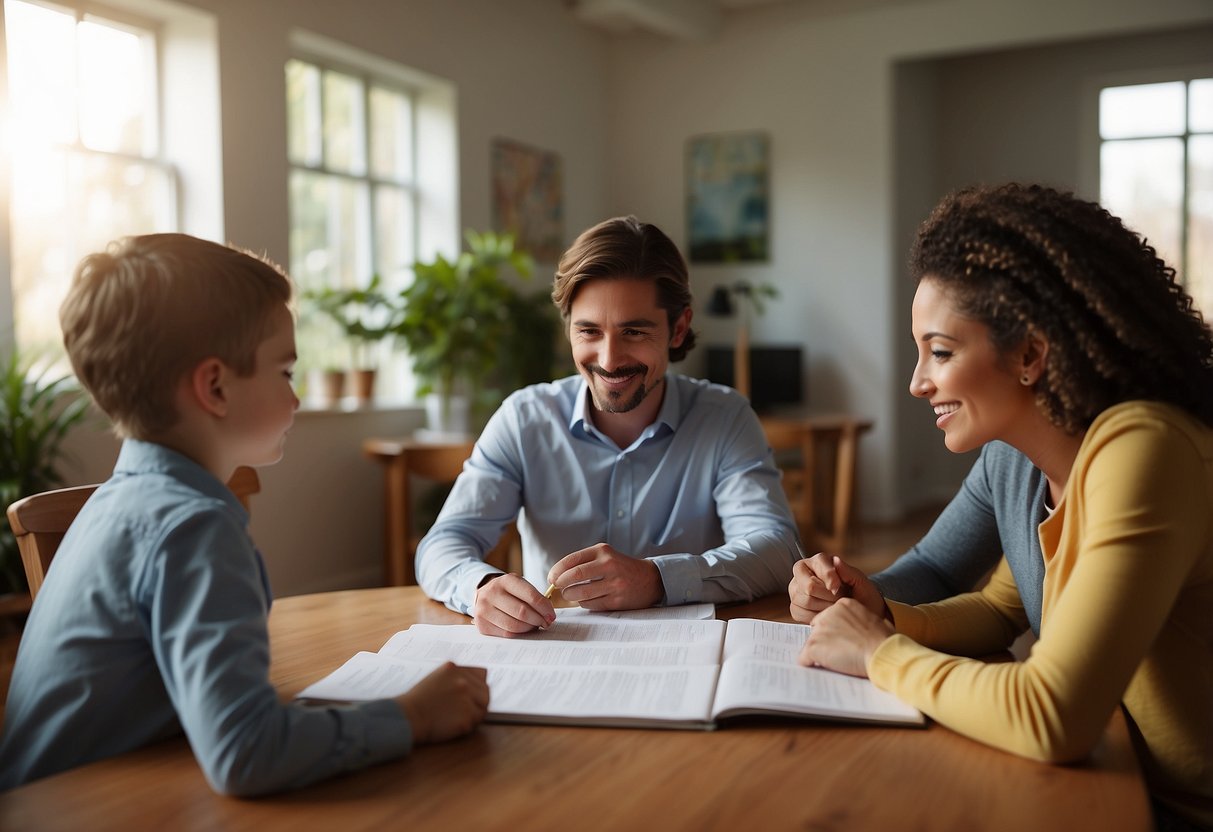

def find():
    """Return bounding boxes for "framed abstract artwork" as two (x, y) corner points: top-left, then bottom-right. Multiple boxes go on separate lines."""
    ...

(491, 138), (564, 262)
(685, 131), (770, 263)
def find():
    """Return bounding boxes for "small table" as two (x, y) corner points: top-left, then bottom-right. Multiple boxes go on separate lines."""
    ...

(759, 412), (874, 553)
(0, 588), (1152, 831)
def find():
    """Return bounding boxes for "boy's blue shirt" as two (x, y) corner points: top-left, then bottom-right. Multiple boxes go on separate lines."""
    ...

(0, 439), (411, 795)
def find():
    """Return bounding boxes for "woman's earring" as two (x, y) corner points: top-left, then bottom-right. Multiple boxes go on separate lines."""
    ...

(1021, 374), (1032, 385)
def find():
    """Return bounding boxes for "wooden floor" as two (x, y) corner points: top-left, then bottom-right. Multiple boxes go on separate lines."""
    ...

(0, 504), (944, 712)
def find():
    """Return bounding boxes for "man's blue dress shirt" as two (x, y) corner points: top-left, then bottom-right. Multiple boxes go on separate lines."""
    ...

(416, 374), (801, 614)
(0, 440), (411, 795)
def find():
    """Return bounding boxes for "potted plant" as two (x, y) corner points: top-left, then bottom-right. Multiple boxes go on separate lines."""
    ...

(395, 230), (538, 435)
(0, 350), (91, 598)
(301, 274), (402, 405)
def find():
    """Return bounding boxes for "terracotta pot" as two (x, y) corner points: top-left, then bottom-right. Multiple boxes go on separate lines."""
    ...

(350, 369), (376, 404)
(321, 370), (346, 407)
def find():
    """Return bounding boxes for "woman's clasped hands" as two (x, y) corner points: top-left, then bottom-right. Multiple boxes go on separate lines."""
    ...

(788, 553), (896, 678)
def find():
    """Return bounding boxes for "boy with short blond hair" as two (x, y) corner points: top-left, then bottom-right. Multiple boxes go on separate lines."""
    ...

(0, 233), (488, 795)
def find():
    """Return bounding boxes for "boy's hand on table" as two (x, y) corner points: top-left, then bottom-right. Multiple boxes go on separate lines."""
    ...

(397, 662), (490, 744)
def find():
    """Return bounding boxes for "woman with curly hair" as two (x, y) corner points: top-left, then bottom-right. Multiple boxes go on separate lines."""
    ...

(789, 183), (1213, 830)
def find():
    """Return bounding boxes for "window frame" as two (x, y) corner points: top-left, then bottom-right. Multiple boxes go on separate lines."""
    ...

(286, 30), (459, 405)
(1, 0), (179, 356)
(286, 50), (421, 289)
(1083, 64), (1213, 294)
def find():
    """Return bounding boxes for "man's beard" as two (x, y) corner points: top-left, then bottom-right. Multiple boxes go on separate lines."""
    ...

(584, 363), (658, 413)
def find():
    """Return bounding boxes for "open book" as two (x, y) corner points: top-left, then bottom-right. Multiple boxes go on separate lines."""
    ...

(297, 606), (923, 729)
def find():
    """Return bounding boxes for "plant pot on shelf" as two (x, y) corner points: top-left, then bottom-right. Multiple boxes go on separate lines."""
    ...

(350, 369), (376, 405)
(321, 369), (346, 407)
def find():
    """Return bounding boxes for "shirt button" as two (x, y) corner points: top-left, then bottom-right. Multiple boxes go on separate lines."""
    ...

(616, 509), (625, 518)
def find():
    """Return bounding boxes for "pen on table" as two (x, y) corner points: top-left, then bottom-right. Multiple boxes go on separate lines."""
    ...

(544, 576), (602, 599)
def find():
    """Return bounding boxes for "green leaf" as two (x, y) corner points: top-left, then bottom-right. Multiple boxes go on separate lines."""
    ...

(0, 349), (97, 594)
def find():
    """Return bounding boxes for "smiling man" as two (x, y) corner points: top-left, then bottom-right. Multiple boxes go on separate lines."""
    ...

(415, 216), (800, 637)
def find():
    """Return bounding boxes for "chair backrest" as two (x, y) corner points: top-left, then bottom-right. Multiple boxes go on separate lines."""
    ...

(761, 418), (816, 546)
(6, 467), (261, 600)
(363, 438), (517, 586)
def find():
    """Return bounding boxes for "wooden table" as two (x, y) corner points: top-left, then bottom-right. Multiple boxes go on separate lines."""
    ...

(0, 588), (1152, 831)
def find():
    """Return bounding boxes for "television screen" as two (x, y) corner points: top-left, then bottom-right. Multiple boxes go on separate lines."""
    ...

(705, 345), (803, 412)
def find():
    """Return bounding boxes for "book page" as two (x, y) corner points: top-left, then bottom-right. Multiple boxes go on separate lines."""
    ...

(296, 652), (441, 701)
(554, 602), (715, 621)
(714, 618), (921, 724)
(712, 643), (923, 726)
(721, 618), (811, 664)
(296, 650), (719, 724)
(486, 663), (719, 724)
(380, 624), (723, 667)
(391, 619), (724, 650)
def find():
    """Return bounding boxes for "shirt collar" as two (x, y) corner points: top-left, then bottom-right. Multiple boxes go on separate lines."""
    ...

(112, 439), (248, 517)
(569, 373), (682, 444)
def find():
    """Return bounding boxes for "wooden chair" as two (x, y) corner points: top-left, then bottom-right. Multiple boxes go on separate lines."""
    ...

(762, 418), (817, 546)
(760, 415), (872, 554)
(6, 467), (261, 600)
(363, 437), (518, 586)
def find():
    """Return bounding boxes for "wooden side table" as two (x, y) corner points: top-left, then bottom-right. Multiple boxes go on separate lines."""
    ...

(363, 437), (517, 586)
(759, 413), (874, 553)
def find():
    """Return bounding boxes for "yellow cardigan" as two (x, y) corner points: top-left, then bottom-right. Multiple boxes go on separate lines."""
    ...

(869, 401), (1213, 826)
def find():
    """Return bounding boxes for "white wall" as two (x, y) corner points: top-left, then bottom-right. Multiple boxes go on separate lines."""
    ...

(43, 0), (1213, 595)
(602, 0), (1213, 522)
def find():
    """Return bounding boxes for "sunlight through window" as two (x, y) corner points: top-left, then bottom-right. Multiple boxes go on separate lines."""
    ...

(4, 0), (174, 360)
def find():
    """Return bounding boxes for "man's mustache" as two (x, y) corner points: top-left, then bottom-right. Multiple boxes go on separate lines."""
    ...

(586, 364), (646, 380)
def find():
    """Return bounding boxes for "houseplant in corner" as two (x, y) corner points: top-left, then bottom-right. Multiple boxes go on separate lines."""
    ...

(395, 230), (537, 436)
(301, 274), (402, 405)
(0, 350), (91, 597)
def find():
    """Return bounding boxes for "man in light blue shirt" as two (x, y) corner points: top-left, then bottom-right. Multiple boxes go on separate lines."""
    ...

(416, 216), (799, 637)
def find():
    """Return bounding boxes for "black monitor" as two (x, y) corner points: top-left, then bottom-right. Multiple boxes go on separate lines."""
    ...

(705, 345), (803, 412)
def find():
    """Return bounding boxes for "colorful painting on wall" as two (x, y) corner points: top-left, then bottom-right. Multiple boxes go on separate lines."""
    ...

(491, 138), (564, 262)
(685, 131), (770, 263)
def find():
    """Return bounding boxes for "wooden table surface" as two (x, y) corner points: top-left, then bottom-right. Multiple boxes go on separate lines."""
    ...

(0, 588), (1152, 831)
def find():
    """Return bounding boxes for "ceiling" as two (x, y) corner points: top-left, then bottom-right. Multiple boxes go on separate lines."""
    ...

(565, 0), (913, 40)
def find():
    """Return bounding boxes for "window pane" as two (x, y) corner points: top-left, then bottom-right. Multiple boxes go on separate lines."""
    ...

(1100, 82), (1185, 139)
(370, 85), (412, 182)
(322, 70), (366, 175)
(4, 0), (77, 146)
(369, 183), (412, 396)
(73, 151), (174, 243)
(286, 59), (322, 166)
(78, 17), (153, 155)
(1188, 135), (1213, 319)
(289, 170), (372, 372)
(1191, 79), (1213, 134)
(289, 170), (345, 371)
(1100, 138), (1183, 268)
(374, 184), (414, 291)
(11, 148), (174, 354)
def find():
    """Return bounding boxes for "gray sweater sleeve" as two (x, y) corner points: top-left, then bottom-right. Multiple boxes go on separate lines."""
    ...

(871, 447), (1006, 605)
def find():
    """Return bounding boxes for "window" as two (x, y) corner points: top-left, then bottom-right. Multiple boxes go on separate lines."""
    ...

(3, 0), (175, 358)
(1099, 78), (1213, 315)
(286, 53), (422, 402)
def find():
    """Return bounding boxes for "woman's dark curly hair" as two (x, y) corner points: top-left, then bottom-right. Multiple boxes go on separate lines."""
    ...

(911, 183), (1213, 432)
